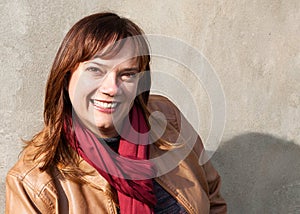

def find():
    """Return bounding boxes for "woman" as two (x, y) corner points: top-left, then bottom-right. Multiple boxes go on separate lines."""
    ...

(6, 12), (226, 213)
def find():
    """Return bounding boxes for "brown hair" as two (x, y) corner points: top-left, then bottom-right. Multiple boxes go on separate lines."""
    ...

(25, 13), (152, 176)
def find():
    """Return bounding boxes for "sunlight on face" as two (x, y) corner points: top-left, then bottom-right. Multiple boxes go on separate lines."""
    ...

(68, 40), (141, 138)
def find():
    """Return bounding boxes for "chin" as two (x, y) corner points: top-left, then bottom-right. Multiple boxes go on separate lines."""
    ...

(94, 122), (112, 129)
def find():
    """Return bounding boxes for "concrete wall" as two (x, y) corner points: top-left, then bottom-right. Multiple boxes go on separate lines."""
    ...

(1, 0), (299, 213)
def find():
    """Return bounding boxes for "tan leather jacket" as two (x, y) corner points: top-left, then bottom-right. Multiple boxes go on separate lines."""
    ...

(6, 95), (226, 214)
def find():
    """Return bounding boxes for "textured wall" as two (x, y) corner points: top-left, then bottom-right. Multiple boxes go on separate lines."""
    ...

(1, 0), (299, 213)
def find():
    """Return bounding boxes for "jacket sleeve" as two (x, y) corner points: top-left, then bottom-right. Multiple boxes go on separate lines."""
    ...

(5, 172), (50, 214)
(163, 95), (227, 213)
(162, 95), (227, 213)
(202, 158), (227, 213)
(181, 114), (227, 213)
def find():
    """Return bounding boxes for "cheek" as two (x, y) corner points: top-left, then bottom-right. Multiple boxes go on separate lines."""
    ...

(68, 71), (89, 106)
(68, 70), (96, 101)
(122, 82), (139, 100)
(68, 75), (78, 103)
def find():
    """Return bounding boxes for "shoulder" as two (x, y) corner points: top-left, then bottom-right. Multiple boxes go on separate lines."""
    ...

(6, 146), (59, 209)
(147, 94), (181, 124)
(148, 94), (203, 156)
(148, 94), (178, 111)
(7, 146), (58, 185)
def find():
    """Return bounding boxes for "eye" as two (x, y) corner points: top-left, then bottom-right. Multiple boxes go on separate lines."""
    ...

(85, 66), (106, 77)
(120, 72), (138, 82)
(86, 66), (101, 73)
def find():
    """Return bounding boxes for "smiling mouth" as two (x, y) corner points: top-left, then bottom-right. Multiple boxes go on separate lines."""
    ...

(91, 99), (118, 109)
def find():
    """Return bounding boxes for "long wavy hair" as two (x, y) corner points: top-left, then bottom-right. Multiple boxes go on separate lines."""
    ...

(24, 12), (150, 170)
(25, 12), (177, 182)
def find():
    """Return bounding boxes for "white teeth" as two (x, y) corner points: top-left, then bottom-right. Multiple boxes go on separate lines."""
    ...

(93, 100), (117, 109)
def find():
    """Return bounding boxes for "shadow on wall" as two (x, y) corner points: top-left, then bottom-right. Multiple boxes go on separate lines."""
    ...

(211, 132), (300, 214)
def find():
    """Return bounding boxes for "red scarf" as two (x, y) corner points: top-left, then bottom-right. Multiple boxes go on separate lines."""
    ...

(67, 105), (156, 214)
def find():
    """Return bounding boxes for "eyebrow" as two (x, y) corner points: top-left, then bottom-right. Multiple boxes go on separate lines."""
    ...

(120, 67), (139, 72)
(83, 60), (139, 72)
(83, 61), (105, 67)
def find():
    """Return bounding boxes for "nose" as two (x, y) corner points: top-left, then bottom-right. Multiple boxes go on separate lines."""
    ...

(98, 72), (119, 97)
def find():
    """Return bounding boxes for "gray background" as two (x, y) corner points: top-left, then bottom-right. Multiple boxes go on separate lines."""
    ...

(1, 0), (299, 213)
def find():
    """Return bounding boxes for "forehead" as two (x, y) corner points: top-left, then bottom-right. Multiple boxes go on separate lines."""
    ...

(99, 38), (139, 58)
(91, 39), (139, 68)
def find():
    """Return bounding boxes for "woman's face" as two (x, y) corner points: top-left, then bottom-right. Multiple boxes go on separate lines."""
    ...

(68, 40), (140, 138)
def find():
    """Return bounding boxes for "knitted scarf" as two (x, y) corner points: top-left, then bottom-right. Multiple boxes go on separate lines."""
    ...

(68, 104), (156, 214)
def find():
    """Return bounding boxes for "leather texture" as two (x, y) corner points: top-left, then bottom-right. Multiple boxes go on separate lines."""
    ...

(6, 95), (227, 214)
